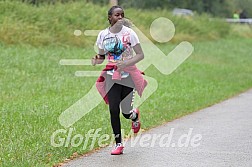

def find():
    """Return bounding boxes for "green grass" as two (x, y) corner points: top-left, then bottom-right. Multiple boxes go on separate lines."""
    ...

(1, 37), (252, 166)
(1, 1), (251, 47)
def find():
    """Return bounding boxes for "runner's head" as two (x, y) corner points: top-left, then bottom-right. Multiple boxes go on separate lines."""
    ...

(108, 6), (124, 26)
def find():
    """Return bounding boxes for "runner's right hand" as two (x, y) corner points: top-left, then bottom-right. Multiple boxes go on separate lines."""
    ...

(91, 54), (105, 66)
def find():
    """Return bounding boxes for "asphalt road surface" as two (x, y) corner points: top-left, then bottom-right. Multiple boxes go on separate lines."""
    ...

(63, 89), (252, 167)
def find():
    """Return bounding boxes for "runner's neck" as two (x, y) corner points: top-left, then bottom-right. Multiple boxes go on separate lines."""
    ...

(109, 25), (123, 34)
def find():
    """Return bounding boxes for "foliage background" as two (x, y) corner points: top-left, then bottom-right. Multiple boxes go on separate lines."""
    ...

(18, 0), (252, 17)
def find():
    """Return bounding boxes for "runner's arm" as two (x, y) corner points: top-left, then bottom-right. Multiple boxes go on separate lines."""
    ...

(91, 48), (105, 66)
(117, 43), (144, 70)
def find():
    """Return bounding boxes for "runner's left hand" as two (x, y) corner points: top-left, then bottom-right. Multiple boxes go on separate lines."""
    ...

(116, 60), (127, 71)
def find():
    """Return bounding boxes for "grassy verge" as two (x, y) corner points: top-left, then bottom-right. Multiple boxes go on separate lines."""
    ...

(1, 1), (251, 47)
(1, 37), (252, 166)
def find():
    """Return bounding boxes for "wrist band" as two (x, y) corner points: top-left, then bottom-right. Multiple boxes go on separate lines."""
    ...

(98, 54), (105, 59)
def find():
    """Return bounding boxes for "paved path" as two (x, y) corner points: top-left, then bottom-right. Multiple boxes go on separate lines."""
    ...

(63, 89), (252, 167)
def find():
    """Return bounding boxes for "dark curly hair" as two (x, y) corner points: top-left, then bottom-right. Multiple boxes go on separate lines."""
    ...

(108, 5), (124, 16)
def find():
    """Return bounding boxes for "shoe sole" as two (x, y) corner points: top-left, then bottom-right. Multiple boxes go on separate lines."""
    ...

(111, 152), (123, 155)
(133, 108), (140, 133)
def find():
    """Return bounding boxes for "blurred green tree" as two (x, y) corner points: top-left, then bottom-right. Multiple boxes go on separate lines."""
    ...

(16, 0), (252, 17)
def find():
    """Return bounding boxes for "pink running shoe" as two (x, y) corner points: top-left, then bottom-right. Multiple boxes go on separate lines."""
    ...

(111, 143), (124, 155)
(131, 108), (141, 133)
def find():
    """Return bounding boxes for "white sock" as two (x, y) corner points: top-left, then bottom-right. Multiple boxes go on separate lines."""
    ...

(129, 110), (137, 120)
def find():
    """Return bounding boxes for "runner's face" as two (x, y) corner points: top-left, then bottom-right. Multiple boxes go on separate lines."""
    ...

(109, 8), (124, 26)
